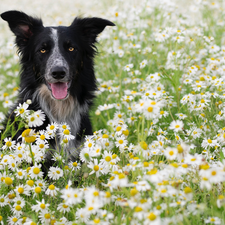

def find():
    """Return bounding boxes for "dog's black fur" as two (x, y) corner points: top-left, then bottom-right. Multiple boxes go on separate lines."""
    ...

(1, 11), (114, 169)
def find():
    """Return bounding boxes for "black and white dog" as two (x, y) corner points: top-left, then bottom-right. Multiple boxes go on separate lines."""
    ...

(1, 11), (114, 168)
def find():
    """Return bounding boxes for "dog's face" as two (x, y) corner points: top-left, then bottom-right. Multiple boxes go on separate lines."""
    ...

(1, 11), (115, 100)
(32, 26), (80, 100)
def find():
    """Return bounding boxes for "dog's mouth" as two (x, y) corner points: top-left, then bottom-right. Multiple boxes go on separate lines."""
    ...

(47, 82), (70, 100)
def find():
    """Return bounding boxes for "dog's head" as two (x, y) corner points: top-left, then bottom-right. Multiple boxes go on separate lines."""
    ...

(1, 11), (115, 100)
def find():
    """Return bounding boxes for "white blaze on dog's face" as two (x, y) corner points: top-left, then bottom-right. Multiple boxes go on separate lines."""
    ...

(45, 28), (70, 100)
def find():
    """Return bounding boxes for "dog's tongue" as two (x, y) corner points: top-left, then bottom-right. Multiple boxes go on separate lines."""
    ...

(50, 82), (68, 99)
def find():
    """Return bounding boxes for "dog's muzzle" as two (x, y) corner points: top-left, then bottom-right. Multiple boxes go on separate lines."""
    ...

(46, 66), (71, 100)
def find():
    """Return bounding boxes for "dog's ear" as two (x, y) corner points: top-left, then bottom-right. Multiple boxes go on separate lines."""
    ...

(70, 17), (115, 44)
(1, 10), (43, 44)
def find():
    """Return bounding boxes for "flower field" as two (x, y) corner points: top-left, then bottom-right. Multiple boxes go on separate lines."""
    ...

(1, 0), (225, 224)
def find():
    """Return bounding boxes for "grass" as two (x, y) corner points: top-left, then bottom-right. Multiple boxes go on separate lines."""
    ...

(0, 0), (225, 224)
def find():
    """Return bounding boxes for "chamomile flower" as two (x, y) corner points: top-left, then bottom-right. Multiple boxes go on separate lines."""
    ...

(169, 120), (184, 132)
(2, 137), (16, 150)
(61, 187), (83, 205)
(45, 184), (59, 196)
(140, 59), (148, 69)
(124, 63), (133, 71)
(48, 166), (64, 180)
(69, 161), (81, 171)
(29, 164), (43, 179)
(12, 196), (26, 208)
(15, 184), (30, 196)
(115, 136), (128, 151)
(21, 129), (36, 143)
(27, 110), (45, 127)
(60, 128), (75, 140)
(87, 158), (105, 177)
(164, 147), (178, 160)
(80, 147), (93, 163)
(143, 100), (160, 120)
(7, 216), (22, 225)
(57, 202), (70, 213)
(176, 113), (187, 120)
(14, 102), (29, 118)
(16, 169), (27, 179)
(46, 122), (59, 137)
(0, 194), (9, 207)
(92, 144), (102, 157)
(31, 199), (50, 212)
(205, 217), (221, 224)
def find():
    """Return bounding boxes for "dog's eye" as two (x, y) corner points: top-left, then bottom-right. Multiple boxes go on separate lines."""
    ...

(68, 47), (75, 52)
(40, 49), (46, 54)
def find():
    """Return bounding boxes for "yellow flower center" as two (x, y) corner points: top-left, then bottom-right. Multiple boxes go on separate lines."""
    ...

(63, 129), (70, 135)
(147, 107), (153, 112)
(49, 184), (55, 190)
(94, 165), (99, 171)
(33, 167), (40, 175)
(148, 213), (157, 221)
(5, 177), (13, 185)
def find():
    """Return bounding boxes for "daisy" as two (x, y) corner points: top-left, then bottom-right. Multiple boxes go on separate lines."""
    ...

(124, 63), (133, 71)
(7, 158), (18, 171)
(36, 130), (50, 142)
(140, 59), (148, 69)
(14, 102), (29, 118)
(115, 136), (128, 151)
(75, 207), (90, 223)
(175, 113), (187, 120)
(27, 110), (45, 127)
(7, 216), (22, 225)
(205, 217), (221, 224)
(80, 147), (93, 163)
(11, 204), (23, 216)
(91, 144), (102, 157)
(144, 211), (161, 225)
(59, 122), (71, 132)
(31, 199), (50, 212)
(2, 137), (16, 150)
(15, 184), (30, 196)
(13, 196), (26, 208)
(57, 202), (70, 213)
(61, 187), (83, 205)
(207, 167), (225, 184)
(100, 150), (113, 166)
(0, 194), (9, 207)
(163, 147), (178, 160)
(48, 166), (64, 180)
(3, 99), (13, 108)
(143, 100), (160, 120)
(191, 128), (202, 139)
(38, 211), (52, 224)
(45, 184), (59, 196)
(21, 129), (36, 143)
(169, 120), (184, 132)
(68, 161), (81, 171)
(87, 158), (105, 177)
(84, 137), (95, 150)
(184, 153), (203, 166)
(201, 138), (218, 149)
(60, 128), (75, 140)
(46, 122), (59, 137)
(29, 164), (43, 179)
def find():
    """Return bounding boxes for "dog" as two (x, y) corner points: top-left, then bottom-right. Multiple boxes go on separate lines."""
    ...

(1, 10), (114, 169)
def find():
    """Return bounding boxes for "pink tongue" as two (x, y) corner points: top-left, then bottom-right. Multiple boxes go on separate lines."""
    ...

(50, 82), (68, 99)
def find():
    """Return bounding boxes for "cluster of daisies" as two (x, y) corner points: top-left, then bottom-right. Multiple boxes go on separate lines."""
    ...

(0, 0), (225, 224)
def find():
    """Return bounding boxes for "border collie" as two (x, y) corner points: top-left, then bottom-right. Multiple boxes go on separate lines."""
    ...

(1, 10), (114, 168)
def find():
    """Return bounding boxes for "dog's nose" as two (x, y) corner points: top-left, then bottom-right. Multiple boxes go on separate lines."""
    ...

(51, 66), (67, 79)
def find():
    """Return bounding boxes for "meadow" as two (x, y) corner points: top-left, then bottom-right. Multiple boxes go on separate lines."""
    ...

(0, 0), (225, 224)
